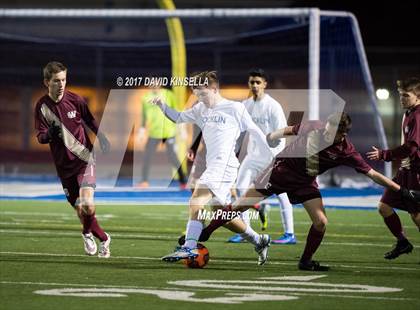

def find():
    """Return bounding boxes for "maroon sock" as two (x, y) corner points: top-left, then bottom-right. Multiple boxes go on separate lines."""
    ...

(82, 213), (91, 235)
(199, 205), (233, 241)
(301, 225), (325, 262)
(384, 212), (406, 241)
(82, 213), (108, 242)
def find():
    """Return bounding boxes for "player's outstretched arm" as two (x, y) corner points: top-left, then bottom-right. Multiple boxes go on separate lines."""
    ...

(366, 169), (420, 205)
(266, 125), (294, 147)
(150, 97), (181, 123)
(366, 169), (400, 191)
(366, 142), (419, 162)
(366, 146), (382, 161)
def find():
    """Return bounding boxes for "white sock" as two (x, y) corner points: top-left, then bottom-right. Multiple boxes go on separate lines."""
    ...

(278, 193), (294, 234)
(240, 209), (250, 226)
(240, 225), (261, 246)
(184, 220), (203, 249)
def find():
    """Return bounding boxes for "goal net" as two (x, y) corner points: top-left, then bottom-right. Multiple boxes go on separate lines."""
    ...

(0, 8), (389, 188)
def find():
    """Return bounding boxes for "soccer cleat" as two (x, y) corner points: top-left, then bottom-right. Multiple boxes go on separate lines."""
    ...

(98, 233), (111, 258)
(384, 239), (413, 260)
(255, 234), (271, 265)
(258, 203), (269, 231)
(298, 259), (330, 271)
(161, 246), (199, 263)
(227, 234), (246, 243)
(82, 233), (97, 256)
(272, 233), (297, 245)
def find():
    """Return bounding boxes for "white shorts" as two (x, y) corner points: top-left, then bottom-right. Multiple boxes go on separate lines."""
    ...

(236, 156), (271, 195)
(197, 165), (238, 205)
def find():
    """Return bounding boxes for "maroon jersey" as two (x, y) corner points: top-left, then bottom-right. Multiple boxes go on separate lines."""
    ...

(34, 90), (99, 179)
(276, 121), (372, 181)
(255, 121), (372, 203)
(381, 105), (420, 171)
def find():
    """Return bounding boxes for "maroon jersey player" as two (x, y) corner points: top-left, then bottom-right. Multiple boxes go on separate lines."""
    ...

(198, 112), (419, 271)
(34, 61), (111, 258)
(367, 77), (420, 260)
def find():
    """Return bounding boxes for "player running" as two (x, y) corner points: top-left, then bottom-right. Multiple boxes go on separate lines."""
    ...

(34, 61), (111, 258)
(153, 71), (273, 265)
(367, 77), (420, 260)
(228, 68), (296, 244)
(196, 112), (420, 270)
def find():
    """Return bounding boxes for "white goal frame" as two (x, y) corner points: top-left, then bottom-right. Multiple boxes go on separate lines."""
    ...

(0, 8), (391, 177)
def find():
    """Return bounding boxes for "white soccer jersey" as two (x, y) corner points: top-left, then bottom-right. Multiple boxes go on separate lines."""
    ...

(177, 99), (270, 169)
(242, 94), (287, 161)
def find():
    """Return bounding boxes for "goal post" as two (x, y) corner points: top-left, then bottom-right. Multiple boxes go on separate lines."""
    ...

(0, 8), (391, 183)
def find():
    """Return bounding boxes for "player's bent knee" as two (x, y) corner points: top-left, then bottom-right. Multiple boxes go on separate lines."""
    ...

(84, 206), (96, 215)
(188, 204), (204, 217)
(79, 198), (95, 215)
(313, 217), (328, 231)
(378, 202), (393, 217)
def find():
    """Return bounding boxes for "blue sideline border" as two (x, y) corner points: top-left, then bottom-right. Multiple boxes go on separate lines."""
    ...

(0, 187), (384, 211)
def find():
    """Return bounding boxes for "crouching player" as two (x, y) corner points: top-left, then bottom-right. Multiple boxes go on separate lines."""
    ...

(198, 112), (420, 270)
(367, 77), (420, 260)
(34, 61), (111, 258)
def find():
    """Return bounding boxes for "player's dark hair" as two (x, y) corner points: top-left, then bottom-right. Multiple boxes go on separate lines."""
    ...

(248, 68), (267, 81)
(397, 77), (420, 96)
(327, 112), (352, 134)
(43, 61), (67, 81)
(191, 70), (219, 88)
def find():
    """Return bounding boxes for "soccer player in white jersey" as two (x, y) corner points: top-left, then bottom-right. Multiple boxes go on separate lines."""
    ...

(153, 71), (272, 265)
(229, 69), (297, 244)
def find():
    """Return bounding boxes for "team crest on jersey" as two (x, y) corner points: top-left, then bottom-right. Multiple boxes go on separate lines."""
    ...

(67, 111), (77, 119)
(404, 126), (409, 134)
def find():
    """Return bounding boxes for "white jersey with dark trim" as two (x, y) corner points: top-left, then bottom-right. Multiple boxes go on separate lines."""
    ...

(177, 99), (270, 169)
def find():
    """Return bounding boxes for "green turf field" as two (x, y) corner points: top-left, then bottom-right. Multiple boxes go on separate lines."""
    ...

(0, 200), (419, 310)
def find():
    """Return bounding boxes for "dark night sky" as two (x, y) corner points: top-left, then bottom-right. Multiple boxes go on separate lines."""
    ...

(2, 0), (419, 48)
(289, 0), (420, 48)
(1, 1), (418, 81)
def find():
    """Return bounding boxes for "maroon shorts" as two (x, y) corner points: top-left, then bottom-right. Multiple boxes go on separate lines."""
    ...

(381, 168), (420, 213)
(254, 160), (321, 204)
(60, 163), (96, 207)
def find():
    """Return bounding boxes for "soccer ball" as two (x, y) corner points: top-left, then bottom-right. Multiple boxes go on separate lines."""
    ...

(182, 243), (209, 268)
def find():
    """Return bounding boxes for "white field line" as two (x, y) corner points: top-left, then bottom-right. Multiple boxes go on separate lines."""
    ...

(2, 210), (419, 231)
(0, 281), (414, 302)
(10, 218), (65, 224)
(1, 218), (419, 233)
(0, 227), (419, 246)
(0, 251), (419, 272)
(0, 211), (116, 218)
